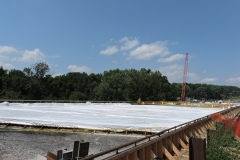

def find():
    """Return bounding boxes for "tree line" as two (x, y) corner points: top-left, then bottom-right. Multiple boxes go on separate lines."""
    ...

(0, 62), (239, 101)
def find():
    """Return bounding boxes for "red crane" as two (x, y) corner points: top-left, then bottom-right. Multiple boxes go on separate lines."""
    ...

(180, 53), (188, 102)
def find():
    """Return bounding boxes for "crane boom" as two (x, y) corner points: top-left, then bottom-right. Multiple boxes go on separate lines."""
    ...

(180, 53), (188, 102)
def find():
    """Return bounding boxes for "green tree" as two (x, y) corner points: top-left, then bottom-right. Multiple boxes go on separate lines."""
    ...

(32, 62), (50, 79)
(22, 62), (50, 99)
(4, 69), (27, 99)
(87, 73), (102, 100)
(95, 69), (127, 101)
(0, 66), (8, 97)
(1, 62), (240, 101)
(65, 72), (89, 100)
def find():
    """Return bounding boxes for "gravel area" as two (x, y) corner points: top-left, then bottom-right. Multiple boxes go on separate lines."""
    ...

(0, 131), (142, 160)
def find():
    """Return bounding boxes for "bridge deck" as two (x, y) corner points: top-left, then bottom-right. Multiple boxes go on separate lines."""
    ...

(80, 106), (240, 160)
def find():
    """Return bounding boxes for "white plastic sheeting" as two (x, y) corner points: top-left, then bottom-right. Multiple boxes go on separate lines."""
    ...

(0, 102), (222, 132)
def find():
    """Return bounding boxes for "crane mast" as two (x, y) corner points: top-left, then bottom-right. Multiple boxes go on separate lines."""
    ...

(180, 53), (188, 102)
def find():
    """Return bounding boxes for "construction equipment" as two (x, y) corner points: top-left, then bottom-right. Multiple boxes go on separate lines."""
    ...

(180, 53), (188, 102)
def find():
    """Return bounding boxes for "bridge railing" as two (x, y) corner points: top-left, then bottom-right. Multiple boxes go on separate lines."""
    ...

(80, 106), (240, 160)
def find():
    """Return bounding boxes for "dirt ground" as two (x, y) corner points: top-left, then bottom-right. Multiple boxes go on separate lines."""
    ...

(0, 131), (142, 160)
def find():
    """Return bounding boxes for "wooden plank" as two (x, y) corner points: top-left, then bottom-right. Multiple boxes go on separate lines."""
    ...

(162, 146), (175, 160)
(179, 131), (183, 146)
(145, 145), (152, 160)
(171, 134), (176, 149)
(197, 125), (204, 135)
(184, 129), (190, 142)
(174, 133), (180, 149)
(192, 128), (199, 137)
(163, 138), (172, 155)
(175, 133), (179, 144)
(120, 155), (128, 160)
(129, 151), (137, 160)
(137, 148), (145, 160)
(45, 152), (56, 160)
(168, 140), (181, 158)
(157, 140), (163, 159)
(151, 142), (157, 157)
(184, 133), (189, 143)
(178, 137), (188, 149)
(200, 124), (207, 134)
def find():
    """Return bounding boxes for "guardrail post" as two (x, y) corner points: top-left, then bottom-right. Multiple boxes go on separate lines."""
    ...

(56, 150), (63, 160)
(73, 141), (89, 160)
(189, 137), (206, 160)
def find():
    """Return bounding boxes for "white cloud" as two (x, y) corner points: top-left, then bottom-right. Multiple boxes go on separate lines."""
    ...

(52, 73), (64, 77)
(100, 46), (118, 55)
(120, 37), (139, 50)
(0, 46), (17, 54)
(158, 54), (185, 63)
(201, 78), (217, 83)
(188, 72), (200, 82)
(159, 64), (200, 83)
(129, 41), (170, 60)
(67, 65), (91, 73)
(13, 48), (46, 62)
(226, 77), (240, 83)
(159, 64), (182, 82)
(0, 61), (14, 69)
(0, 55), (9, 61)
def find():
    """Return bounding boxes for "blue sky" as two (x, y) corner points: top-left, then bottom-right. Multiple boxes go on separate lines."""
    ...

(0, 1), (240, 86)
